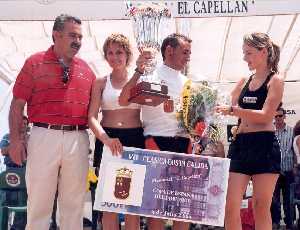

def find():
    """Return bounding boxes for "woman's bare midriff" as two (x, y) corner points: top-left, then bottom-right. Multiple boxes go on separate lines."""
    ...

(238, 120), (274, 133)
(101, 109), (142, 128)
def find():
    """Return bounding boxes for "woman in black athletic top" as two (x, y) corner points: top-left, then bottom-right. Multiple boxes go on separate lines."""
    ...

(216, 32), (283, 230)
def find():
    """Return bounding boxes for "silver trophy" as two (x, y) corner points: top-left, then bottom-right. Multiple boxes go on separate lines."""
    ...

(127, 2), (171, 106)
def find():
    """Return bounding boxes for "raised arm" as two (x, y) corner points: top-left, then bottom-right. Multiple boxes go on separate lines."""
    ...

(9, 97), (27, 165)
(119, 71), (142, 106)
(88, 77), (122, 155)
(119, 50), (152, 106)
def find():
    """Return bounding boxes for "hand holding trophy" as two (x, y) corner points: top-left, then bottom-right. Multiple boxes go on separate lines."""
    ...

(127, 2), (172, 106)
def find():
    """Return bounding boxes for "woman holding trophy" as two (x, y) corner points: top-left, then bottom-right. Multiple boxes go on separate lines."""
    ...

(88, 33), (144, 230)
(216, 32), (283, 230)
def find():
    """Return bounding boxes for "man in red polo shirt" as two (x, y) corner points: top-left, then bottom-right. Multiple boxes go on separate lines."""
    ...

(8, 14), (96, 230)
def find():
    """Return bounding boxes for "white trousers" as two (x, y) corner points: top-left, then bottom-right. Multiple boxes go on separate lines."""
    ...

(25, 126), (89, 230)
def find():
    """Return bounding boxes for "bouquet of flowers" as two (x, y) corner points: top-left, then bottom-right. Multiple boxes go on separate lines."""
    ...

(177, 79), (225, 156)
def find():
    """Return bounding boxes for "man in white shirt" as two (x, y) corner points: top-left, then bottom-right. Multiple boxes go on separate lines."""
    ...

(120, 33), (192, 230)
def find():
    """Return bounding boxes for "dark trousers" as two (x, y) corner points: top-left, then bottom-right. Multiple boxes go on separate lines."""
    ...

(271, 170), (295, 227)
(0, 190), (27, 230)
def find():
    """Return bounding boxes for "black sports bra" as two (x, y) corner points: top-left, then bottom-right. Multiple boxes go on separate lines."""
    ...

(238, 72), (274, 110)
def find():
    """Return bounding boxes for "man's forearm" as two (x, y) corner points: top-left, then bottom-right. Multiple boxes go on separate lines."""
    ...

(9, 97), (25, 141)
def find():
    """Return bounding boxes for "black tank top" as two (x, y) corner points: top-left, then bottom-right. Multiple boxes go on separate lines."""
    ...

(238, 72), (274, 110)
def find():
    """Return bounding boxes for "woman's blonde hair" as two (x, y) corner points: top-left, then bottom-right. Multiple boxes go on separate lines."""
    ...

(243, 32), (280, 73)
(103, 33), (133, 66)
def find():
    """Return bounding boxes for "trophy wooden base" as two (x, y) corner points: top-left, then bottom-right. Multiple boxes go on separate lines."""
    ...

(129, 81), (170, 106)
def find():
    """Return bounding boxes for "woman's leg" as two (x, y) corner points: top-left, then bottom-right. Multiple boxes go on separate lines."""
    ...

(225, 172), (250, 230)
(125, 214), (140, 230)
(252, 173), (279, 230)
(102, 212), (119, 230)
(173, 220), (190, 230)
(147, 217), (165, 230)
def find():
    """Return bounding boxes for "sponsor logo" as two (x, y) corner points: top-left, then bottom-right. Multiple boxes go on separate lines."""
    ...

(243, 96), (257, 104)
(285, 109), (296, 115)
(5, 173), (21, 187)
(177, 0), (252, 16)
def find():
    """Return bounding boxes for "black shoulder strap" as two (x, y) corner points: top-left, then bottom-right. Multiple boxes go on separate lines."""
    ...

(264, 71), (275, 86)
(239, 75), (253, 98)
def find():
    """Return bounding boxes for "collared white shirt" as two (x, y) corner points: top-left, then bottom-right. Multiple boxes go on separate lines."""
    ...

(142, 64), (188, 137)
(275, 124), (294, 172)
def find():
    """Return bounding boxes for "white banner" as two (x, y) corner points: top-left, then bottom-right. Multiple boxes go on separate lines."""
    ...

(0, 0), (300, 20)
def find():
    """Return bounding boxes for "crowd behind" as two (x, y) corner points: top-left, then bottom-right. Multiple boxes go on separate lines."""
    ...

(0, 13), (300, 230)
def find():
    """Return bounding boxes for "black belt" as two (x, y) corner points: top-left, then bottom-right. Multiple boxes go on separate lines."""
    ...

(33, 122), (88, 131)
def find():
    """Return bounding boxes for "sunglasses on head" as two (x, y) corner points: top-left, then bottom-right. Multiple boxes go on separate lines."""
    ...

(275, 114), (283, 118)
(62, 66), (70, 84)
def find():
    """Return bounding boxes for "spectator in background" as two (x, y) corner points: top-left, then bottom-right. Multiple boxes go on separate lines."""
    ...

(293, 120), (300, 167)
(0, 134), (10, 156)
(0, 115), (29, 230)
(271, 107), (295, 230)
(0, 136), (27, 230)
(292, 120), (300, 229)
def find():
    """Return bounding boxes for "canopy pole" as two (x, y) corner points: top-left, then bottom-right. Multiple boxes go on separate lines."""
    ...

(216, 17), (233, 81)
(281, 14), (298, 50)
(283, 34), (300, 79)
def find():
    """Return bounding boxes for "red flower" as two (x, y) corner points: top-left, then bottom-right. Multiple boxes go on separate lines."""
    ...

(194, 121), (206, 137)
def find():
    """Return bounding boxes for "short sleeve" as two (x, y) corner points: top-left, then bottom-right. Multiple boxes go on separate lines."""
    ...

(13, 58), (34, 101)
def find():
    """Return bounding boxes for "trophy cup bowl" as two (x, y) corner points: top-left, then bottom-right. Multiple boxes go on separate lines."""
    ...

(127, 3), (171, 106)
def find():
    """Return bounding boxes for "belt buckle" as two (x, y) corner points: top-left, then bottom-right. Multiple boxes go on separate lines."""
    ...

(62, 125), (78, 131)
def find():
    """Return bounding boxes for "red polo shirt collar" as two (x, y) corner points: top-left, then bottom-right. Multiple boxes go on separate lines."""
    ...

(44, 45), (79, 66)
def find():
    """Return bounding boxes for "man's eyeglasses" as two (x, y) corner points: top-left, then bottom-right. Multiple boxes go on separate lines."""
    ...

(275, 114), (283, 118)
(62, 66), (70, 84)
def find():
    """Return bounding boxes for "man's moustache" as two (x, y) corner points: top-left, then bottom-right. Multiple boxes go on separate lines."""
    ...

(71, 43), (81, 50)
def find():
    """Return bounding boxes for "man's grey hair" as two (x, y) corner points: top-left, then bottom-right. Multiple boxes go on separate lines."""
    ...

(52, 14), (81, 42)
